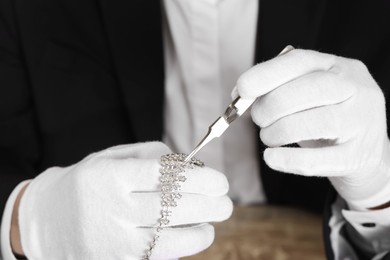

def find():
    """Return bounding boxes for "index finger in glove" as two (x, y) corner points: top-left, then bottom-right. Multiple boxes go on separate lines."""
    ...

(251, 70), (354, 128)
(102, 141), (171, 159)
(264, 144), (356, 177)
(110, 158), (229, 196)
(236, 49), (336, 99)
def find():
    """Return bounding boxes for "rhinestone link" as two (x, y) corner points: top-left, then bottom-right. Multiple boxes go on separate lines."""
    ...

(143, 154), (204, 259)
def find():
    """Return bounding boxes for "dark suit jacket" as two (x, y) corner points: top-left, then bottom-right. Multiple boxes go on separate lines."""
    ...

(1, 0), (389, 259)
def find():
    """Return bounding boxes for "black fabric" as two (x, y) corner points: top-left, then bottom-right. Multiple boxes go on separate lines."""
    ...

(0, 0), (165, 213)
(0, 0), (390, 258)
(383, 252), (390, 260)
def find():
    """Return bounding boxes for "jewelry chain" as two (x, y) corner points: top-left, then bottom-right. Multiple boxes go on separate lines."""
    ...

(143, 153), (204, 259)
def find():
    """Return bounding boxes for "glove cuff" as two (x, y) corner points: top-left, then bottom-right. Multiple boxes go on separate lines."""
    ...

(340, 163), (390, 211)
(18, 167), (67, 259)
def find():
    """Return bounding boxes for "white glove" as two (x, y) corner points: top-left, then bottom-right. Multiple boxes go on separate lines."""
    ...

(16, 142), (232, 259)
(236, 49), (390, 210)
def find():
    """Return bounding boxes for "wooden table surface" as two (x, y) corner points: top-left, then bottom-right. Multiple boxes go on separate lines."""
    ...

(183, 205), (326, 260)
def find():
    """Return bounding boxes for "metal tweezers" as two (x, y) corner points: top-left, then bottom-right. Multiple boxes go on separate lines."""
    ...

(183, 45), (294, 164)
(183, 97), (255, 164)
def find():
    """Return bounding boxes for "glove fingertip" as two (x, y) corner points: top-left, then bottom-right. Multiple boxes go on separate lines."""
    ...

(236, 74), (256, 99)
(263, 148), (288, 173)
(230, 85), (239, 100)
(201, 224), (215, 249)
(189, 167), (230, 196)
(219, 196), (234, 222)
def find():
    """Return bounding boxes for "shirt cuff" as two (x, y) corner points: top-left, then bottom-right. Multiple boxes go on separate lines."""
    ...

(1, 181), (31, 260)
(342, 206), (390, 252)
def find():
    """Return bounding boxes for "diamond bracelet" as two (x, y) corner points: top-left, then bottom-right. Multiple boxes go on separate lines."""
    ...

(143, 153), (204, 260)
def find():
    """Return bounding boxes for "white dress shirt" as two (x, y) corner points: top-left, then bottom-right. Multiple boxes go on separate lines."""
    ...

(162, 0), (265, 204)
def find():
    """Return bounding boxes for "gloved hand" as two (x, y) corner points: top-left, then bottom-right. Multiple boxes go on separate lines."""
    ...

(16, 142), (232, 259)
(236, 49), (390, 210)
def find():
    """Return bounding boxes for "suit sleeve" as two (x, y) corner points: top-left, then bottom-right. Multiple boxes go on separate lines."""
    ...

(0, 0), (40, 217)
(324, 193), (390, 260)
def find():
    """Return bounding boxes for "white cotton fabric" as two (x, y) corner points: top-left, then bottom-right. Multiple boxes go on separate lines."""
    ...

(236, 49), (390, 210)
(162, 0), (265, 204)
(236, 48), (390, 257)
(1, 142), (232, 260)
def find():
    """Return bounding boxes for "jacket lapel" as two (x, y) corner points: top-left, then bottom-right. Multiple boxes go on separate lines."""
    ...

(97, 0), (165, 141)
